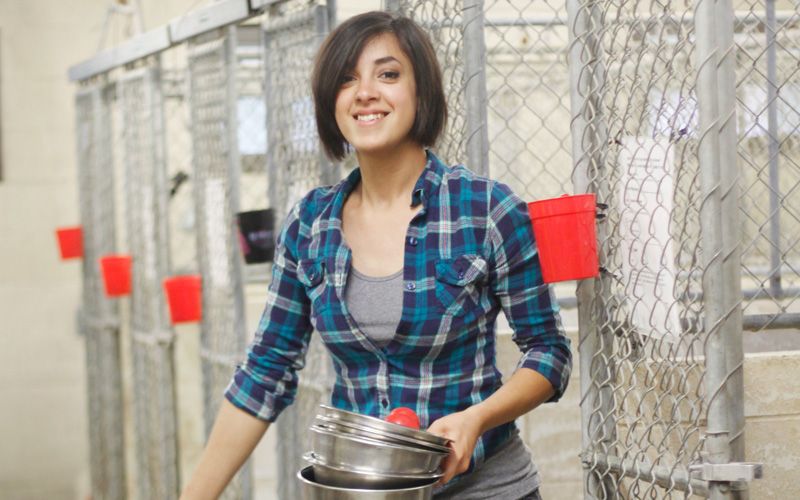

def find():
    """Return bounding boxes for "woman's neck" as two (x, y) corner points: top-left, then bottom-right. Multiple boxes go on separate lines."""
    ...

(354, 144), (427, 207)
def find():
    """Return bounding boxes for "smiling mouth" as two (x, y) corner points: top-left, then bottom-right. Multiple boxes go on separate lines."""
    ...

(355, 113), (387, 123)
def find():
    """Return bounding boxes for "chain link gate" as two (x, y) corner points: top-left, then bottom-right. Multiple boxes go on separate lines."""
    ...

(388, 0), (774, 497)
(75, 82), (127, 500)
(565, 0), (769, 496)
(259, 3), (336, 499)
(186, 26), (253, 500)
(735, 3), (800, 330)
(118, 63), (181, 500)
(389, 0), (575, 196)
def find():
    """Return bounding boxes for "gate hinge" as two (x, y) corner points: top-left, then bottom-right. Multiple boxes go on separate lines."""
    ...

(688, 462), (763, 482)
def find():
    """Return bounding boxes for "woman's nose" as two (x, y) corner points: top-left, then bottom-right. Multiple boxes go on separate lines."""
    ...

(355, 78), (377, 101)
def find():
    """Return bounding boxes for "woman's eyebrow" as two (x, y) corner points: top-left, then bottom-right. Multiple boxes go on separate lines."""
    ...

(373, 56), (401, 65)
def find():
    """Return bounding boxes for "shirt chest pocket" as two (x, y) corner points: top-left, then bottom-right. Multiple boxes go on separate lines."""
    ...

(435, 255), (488, 317)
(296, 258), (330, 316)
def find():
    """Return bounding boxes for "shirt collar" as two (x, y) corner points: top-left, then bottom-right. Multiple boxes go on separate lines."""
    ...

(334, 149), (447, 214)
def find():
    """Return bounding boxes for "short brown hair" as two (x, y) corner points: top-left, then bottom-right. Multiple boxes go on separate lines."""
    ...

(311, 11), (447, 161)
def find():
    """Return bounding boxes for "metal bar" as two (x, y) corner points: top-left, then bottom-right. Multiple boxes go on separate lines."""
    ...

(384, 0), (402, 12)
(716, 0), (746, 483)
(76, 81), (128, 500)
(681, 287), (800, 302)
(565, 0), (615, 496)
(225, 26), (253, 500)
(766, 0), (782, 298)
(582, 452), (710, 496)
(462, 0), (490, 176)
(169, 0), (251, 43)
(70, 26), (171, 81)
(314, 6), (336, 187)
(694, 0), (734, 496)
(327, 0), (336, 29)
(423, 10), (798, 29)
(743, 313), (800, 331)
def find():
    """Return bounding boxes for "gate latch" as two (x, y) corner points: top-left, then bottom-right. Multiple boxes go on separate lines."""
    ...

(688, 462), (763, 482)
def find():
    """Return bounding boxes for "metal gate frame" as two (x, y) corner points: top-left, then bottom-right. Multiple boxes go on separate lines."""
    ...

(119, 62), (180, 500)
(75, 82), (128, 500)
(186, 25), (252, 500)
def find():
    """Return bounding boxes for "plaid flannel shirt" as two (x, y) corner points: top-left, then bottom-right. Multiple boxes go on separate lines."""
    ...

(225, 150), (572, 468)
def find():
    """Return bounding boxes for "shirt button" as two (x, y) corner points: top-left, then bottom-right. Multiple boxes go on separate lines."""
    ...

(406, 282), (416, 291)
(381, 398), (389, 407)
(408, 237), (418, 246)
(457, 271), (465, 279)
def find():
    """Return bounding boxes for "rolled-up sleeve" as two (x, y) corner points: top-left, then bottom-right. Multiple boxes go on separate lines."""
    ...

(487, 183), (572, 402)
(224, 202), (314, 421)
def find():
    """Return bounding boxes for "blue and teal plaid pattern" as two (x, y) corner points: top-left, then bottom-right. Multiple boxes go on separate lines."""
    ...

(225, 150), (572, 468)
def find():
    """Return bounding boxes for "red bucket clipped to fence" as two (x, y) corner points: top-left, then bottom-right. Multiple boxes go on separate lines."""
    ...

(55, 226), (83, 260)
(163, 275), (202, 324)
(99, 254), (133, 297)
(527, 194), (599, 283)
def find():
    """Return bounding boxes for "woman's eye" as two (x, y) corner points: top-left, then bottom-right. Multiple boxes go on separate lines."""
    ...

(381, 71), (400, 79)
(340, 75), (356, 85)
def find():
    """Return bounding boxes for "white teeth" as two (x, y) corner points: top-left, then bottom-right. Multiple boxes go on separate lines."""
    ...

(357, 113), (384, 122)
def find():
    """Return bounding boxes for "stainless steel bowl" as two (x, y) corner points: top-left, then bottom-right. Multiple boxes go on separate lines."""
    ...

(314, 415), (452, 454)
(310, 424), (448, 475)
(318, 405), (451, 449)
(304, 452), (443, 489)
(298, 466), (436, 500)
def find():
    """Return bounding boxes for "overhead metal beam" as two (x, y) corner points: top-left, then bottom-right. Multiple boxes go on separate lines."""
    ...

(69, 0), (263, 81)
(168, 0), (251, 43)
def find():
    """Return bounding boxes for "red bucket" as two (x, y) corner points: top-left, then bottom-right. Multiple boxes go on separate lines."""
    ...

(528, 194), (599, 283)
(163, 275), (202, 324)
(99, 254), (132, 296)
(56, 226), (83, 260)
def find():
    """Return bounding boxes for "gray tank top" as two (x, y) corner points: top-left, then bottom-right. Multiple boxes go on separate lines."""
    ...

(344, 267), (404, 347)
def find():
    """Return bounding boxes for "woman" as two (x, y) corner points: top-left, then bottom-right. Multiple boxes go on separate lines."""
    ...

(181, 11), (571, 500)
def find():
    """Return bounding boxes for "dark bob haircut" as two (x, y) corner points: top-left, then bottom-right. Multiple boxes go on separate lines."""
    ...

(311, 11), (447, 161)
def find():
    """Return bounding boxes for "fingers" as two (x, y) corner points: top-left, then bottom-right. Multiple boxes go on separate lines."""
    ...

(437, 441), (471, 485)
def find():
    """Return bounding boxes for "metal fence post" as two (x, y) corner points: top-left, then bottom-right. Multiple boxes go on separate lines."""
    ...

(715, 0), (746, 493)
(694, 0), (734, 497)
(565, 0), (615, 497)
(461, 0), (489, 175)
(765, 0), (782, 298)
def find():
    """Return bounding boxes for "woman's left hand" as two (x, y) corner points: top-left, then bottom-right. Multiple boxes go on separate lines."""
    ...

(426, 407), (485, 485)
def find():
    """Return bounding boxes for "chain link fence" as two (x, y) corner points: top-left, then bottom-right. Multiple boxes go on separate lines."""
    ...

(70, 0), (800, 498)
(394, 0), (785, 497)
(71, 2), (334, 498)
(258, 3), (336, 499)
(186, 25), (253, 500)
(119, 63), (180, 500)
(75, 82), (127, 500)
(734, 3), (800, 329)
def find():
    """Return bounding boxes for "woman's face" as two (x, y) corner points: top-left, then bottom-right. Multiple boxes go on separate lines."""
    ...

(334, 33), (418, 157)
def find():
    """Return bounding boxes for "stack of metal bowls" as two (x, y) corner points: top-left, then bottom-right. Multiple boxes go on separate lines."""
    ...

(297, 404), (452, 500)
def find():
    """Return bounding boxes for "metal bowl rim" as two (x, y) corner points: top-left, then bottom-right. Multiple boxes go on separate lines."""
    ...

(297, 465), (439, 493)
(318, 404), (452, 447)
(303, 452), (444, 480)
(311, 424), (449, 457)
(314, 415), (452, 453)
